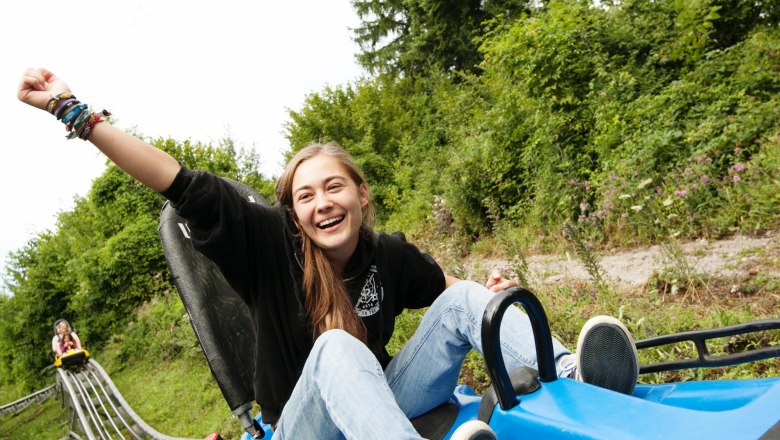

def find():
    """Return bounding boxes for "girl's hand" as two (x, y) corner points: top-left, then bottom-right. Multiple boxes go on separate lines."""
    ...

(485, 269), (518, 293)
(17, 67), (71, 111)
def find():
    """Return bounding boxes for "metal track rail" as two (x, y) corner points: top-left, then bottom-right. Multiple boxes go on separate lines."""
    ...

(57, 359), (196, 440)
(0, 384), (56, 416)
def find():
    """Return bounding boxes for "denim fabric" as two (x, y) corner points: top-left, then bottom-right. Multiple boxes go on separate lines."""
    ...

(273, 281), (575, 439)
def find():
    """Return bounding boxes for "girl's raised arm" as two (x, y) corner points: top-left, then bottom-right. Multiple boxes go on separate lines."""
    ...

(17, 68), (181, 193)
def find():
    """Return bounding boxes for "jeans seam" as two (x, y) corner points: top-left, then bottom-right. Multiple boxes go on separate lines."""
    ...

(278, 379), (314, 439)
(387, 304), (460, 389)
(499, 338), (534, 368)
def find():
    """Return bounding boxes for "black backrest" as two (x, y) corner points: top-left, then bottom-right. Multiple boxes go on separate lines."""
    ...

(158, 178), (268, 413)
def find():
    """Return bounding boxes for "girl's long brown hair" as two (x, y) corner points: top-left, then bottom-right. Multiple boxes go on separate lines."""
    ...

(276, 143), (374, 343)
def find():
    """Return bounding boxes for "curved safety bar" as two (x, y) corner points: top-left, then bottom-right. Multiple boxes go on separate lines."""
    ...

(481, 287), (557, 411)
(637, 319), (780, 374)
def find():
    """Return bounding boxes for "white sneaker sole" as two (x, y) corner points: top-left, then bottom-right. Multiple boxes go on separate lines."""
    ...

(575, 316), (639, 395)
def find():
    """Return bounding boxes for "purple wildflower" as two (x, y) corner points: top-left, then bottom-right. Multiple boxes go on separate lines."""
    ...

(674, 189), (688, 198)
(732, 163), (746, 173)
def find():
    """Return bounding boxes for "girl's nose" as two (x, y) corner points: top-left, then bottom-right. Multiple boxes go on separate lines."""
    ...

(315, 193), (334, 211)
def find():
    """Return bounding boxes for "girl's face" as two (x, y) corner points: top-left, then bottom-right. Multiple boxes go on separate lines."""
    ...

(291, 154), (369, 268)
(58, 323), (69, 336)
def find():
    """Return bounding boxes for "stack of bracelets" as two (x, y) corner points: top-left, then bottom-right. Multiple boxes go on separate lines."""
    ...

(46, 92), (111, 141)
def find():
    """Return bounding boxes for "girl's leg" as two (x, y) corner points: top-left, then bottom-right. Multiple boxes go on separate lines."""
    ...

(273, 329), (422, 440)
(385, 280), (575, 419)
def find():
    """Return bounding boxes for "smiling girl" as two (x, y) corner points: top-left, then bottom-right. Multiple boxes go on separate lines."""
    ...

(19, 68), (639, 440)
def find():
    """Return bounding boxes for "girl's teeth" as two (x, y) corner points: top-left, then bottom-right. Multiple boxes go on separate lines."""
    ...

(319, 216), (343, 227)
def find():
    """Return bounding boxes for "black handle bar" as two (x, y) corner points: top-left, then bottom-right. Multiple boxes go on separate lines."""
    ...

(481, 287), (557, 411)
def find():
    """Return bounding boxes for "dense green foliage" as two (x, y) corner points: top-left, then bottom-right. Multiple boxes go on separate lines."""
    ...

(2, 0), (779, 434)
(292, 0), (780, 245)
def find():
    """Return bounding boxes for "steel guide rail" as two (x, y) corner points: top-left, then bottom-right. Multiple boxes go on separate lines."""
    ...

(0, 384), (56, 416)
(56, 359), (196, 440)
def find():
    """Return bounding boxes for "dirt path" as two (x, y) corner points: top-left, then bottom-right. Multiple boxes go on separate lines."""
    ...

(471, 233), (779, 289)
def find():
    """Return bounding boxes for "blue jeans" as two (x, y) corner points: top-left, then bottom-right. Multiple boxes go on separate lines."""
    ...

(273, 281), (575, 439)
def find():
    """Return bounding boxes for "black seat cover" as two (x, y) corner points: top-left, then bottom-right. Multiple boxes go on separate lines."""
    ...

(158, 178), (266, 413)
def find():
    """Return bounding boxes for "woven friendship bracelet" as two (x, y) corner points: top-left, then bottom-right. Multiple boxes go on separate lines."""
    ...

(76, 113), (101, 140)
(66, 109), (111, 141)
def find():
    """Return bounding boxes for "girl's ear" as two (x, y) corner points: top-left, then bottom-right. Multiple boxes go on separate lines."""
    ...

(359, 183), (369, 208)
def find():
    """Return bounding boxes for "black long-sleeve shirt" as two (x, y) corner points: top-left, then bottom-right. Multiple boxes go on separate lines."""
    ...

(162, 167), (445, 425)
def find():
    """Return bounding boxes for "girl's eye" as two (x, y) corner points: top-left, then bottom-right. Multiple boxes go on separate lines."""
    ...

(297, 193), (312, 202)
(328, 183), (344, 191)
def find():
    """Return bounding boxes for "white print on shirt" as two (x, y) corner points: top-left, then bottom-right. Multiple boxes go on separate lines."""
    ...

(354, 265), (383, 317)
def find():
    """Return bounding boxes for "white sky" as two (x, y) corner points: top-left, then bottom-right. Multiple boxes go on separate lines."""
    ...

(0, 1), (365, 283)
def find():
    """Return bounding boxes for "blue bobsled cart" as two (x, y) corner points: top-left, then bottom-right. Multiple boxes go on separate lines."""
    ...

(159, 179), (780, 439)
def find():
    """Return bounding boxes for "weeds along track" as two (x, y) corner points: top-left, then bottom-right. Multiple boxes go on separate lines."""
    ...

(57, 359), (195, 440)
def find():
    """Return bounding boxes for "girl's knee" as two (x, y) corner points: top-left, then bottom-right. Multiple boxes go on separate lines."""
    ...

(308, 329), (380, 377)
(312, 329), (358, 353)
(311, 329), (374, 365)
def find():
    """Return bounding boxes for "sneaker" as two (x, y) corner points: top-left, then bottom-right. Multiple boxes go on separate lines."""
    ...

(449, 420), (497, 440)
(575, 315), (639, 395)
